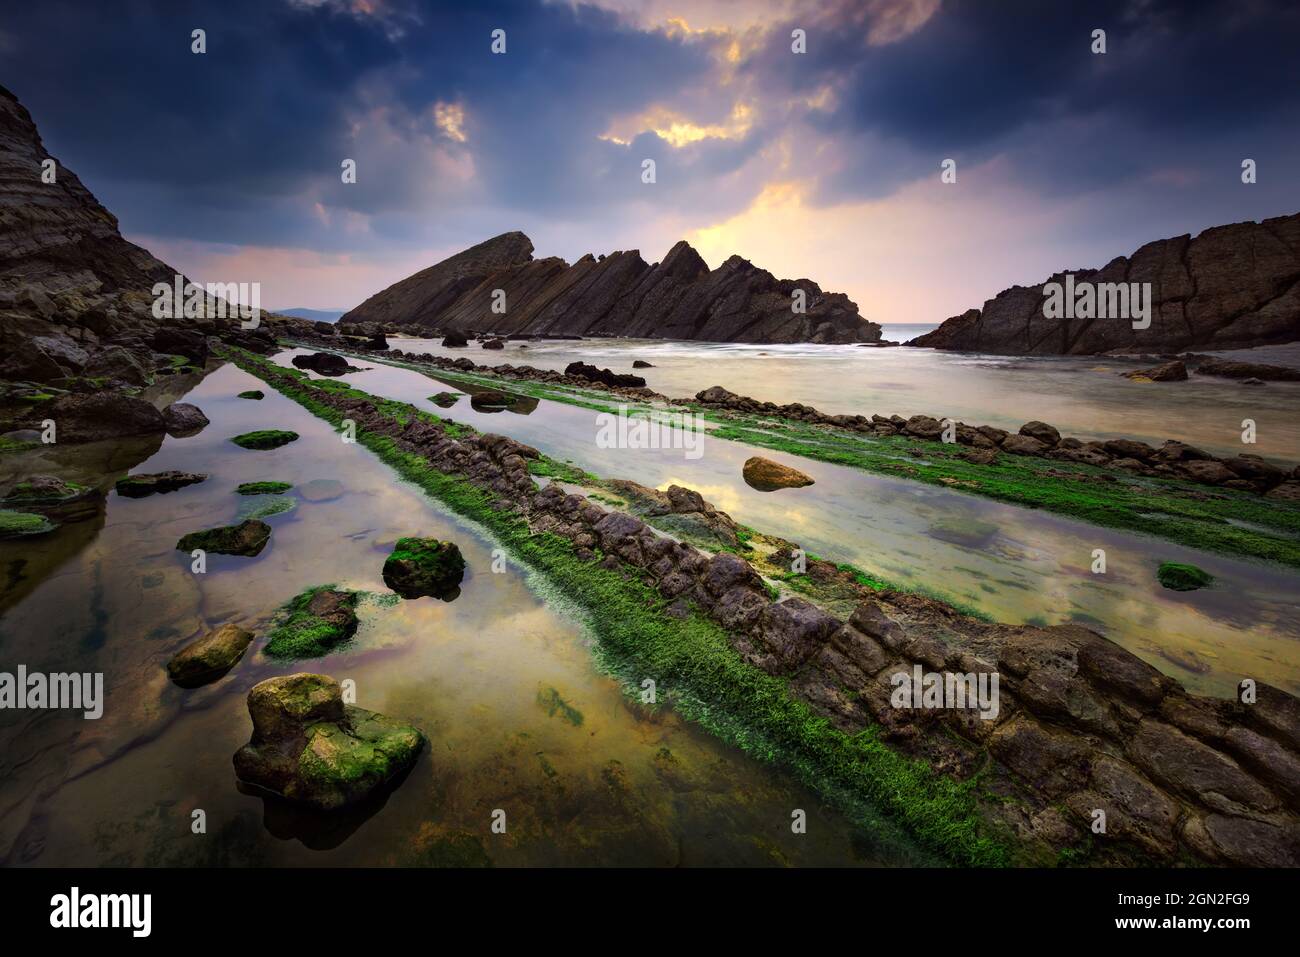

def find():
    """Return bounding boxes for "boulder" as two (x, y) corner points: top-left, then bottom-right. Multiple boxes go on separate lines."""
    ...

(291, 352), (356, 376)
(429, 392), (460, 407)
(115, 470), (208, 498)
(176, 519), (271, 557)
(166, 623), (254, 687)
(742, 456), (815, 491)
(563, 362), (646, 388)
(85, 346), (151, 386)
(481, 337), (506, 350)
(1000, 434), (1050, 457)
(441, 332), (469, 348)
(42, 392), (166, 443)
(632, 360), (654, 368)
(232, 673), (425, 810)
(1194, 357), (1300, 381)
(163, 402), (209, 436)
(1121, 359), (1188, 382)
(382, 537), (466, 600)
(1019, 421), (1062, 445)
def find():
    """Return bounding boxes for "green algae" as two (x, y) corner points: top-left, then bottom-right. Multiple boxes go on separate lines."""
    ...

(230, 429), (299, 450)
(264, 584), (360, 659)
(0, 508), (57, 539)
(235, 481), (293, 495)
(1157, 561), (1215, 592)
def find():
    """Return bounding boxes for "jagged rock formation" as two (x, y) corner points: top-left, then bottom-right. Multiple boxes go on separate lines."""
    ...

(0, 83), (317, 412)
(340, 232), (880, 344)
(913, 213), (1300, 354)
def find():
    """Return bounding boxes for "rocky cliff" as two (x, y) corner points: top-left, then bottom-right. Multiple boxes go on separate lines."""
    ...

(912, 213), (1300, 355)
(340, 232), (881, 344)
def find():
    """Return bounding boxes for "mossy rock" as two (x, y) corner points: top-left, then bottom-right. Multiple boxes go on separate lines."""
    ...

(231, 430), (299, 450)
(237, 494), (297, 520)
(0, 508), (57, 540)
(232, 673), (425, 810)
(166, 623), (255, 687)
(236, 481), (293, 495)
(468, 389), (518, 410)
(176, 519), (271, 556)
(429, 392), (461, 407)
(115, 470), (208, 498)
(237, 390), (265, 400)
(1, 475), (91, 507)
(1157, 561), (1214, 592)
(382, 537), (465, 600)
(264, 585), (361, 658)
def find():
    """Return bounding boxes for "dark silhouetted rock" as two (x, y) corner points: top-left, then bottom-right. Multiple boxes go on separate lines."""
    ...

(115, 470), (207, 497)
(163, 402), (209, 436)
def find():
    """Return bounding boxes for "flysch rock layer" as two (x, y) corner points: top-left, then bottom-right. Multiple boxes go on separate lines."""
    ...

(913, 212), (1300, 354)
(339, 232), (881, 344)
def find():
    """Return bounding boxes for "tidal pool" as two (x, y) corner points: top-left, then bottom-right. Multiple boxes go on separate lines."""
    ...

(388, 335), (1300, 462)
(0, 363), (928, 867)
(284, 348), (1300, 698)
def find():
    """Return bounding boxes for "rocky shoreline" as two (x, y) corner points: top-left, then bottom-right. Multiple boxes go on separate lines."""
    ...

(226, 345), (1300, 867)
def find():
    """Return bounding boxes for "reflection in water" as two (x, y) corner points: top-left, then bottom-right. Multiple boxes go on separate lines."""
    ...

(0, 362), (926, 867)
(282, 348), (1300, 699)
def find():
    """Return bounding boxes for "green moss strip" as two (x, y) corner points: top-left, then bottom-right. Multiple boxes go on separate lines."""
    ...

(224, 346), (1010, 867)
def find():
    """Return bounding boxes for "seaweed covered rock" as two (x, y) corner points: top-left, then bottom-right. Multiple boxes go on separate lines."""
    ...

(468, 389), (518, 411)
(166, 623), (255, 687)
(176, 519), (271, 556)
(429, 392), (460, 407)
(116, 470), (207, 498)
(264, 586), (360, 658)
(742, 456), (815, 491)
(237, 390), (265, 400)
(383, 538), (465, 600)
(232, 674), (425, 810)
(230, 430), (299, 450)
(235, 481), (292, 495)
(1157, 561), (1214, 592)
(0, 508), (56, 540)
(0, 475), (94, 508)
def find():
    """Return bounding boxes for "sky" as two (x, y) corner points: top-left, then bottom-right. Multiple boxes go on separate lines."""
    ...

(3, 0), (1299, 322)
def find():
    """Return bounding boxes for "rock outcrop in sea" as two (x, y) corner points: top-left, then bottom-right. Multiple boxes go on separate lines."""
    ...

(338, 231), (881, 344)
(912, 213), (1300, 354)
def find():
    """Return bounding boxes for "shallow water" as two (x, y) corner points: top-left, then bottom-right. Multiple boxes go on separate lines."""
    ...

(0, 363), (926, 867)
(291, 348), (1300, 699)
(389, 335), (1300, 462)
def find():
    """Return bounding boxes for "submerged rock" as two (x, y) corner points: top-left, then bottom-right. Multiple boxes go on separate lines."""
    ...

(116, 470), (207, 498)
(1157, 561), (1214, 592)
(232, 673), (425, 810)
(230, 429), (299, 450)
(0, 508), (56, 539)
(167, 623), (255, 687)
(742, 456), (815, 491)
(236, 494), (296, 520)
(176, 519), (271, 556)
(235, 481), (292, 495)
(382, 537), (466, 600)
(299, 478), (344, 502)
(163, 402), (209, 436)
(264, 586), (360, 658)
